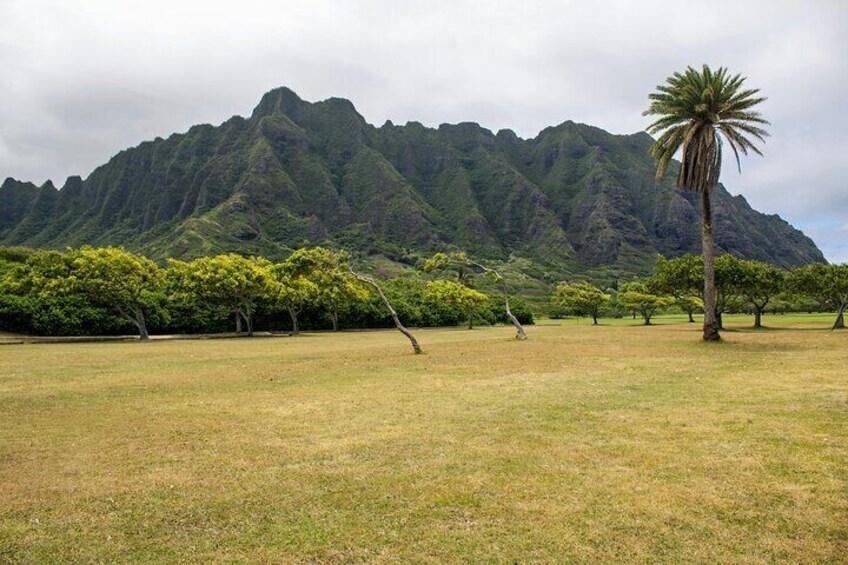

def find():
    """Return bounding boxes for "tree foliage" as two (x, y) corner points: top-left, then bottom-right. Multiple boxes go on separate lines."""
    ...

(424, 280), (488, 329)
(789, 264), (848, 329)
(616, 282), (674, 325)
(552, 282), (611, 325)
(168, 253), (274, 336)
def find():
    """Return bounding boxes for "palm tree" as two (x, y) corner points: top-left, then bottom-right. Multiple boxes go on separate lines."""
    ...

(644, 65), (769, 341)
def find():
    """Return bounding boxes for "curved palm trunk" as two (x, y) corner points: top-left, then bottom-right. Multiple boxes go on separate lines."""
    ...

(701, 191), (721, 341)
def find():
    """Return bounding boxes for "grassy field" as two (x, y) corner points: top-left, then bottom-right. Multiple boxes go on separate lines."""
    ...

(1, 314), (846, 563)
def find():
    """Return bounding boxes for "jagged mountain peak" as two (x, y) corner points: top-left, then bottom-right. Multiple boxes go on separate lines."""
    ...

(0, 86), (824, 273)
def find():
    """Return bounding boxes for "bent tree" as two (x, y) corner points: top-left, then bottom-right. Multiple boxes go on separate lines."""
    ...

(347, 266), (422, 354)
(424, 251), (528, 339)
(645, 65), (769, 341)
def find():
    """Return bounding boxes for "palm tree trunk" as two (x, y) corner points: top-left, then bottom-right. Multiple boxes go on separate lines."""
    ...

(701, 191), (721, 341)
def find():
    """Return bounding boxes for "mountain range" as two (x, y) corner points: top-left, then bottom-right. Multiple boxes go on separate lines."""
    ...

(0, 87), (824, 280)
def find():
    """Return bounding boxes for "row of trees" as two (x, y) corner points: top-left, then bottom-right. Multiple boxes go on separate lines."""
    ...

(553, 254), (848, 330)
(0, 246), (534, 352)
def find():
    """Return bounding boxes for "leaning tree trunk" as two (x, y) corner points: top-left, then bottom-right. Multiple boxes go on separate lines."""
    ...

(288, 307), (300, 335)
(349, 269), (422, 354)
(136, 308), (150, 340)
(117, 306), (149, 340)
(701, 191), (721, 341)
(499, 279), (527, 340)
(833, 305), (846, 330)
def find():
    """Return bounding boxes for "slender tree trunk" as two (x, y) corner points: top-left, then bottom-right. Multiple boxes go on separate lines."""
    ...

(701, 190), (721, 341)
(330, 309), (339, 331)
(235, 310), (242, 334)
(754, 308), (763, 329)
(288, 307), (299, 335)
(501, 283), (527, 340)
(245, 309), (254, 337)
(688, 310), (695, 323)
(643, 311), (652, 326)
(833, 306), (846, 330)
(467, 310), (474, 330)
(137, 308), (150, 340)
(349, 269), (422, 354)
(592, 313), (599, 325)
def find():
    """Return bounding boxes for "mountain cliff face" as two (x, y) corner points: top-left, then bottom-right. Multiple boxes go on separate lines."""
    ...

(0, 87), (824, 274)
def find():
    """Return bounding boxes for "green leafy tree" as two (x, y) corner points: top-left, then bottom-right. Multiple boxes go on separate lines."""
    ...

(649, 254), (703, 322)
(617, 282), (674, 326)
(424, 279), (488, 329)
(270, 259), (318, 335)
(68, 247), (164, 339)
(714, 255), (748, 329)
(645, 65), (769, 341)
(168, 254), (274, 336)
(552, 282), (611, 325)
(735, 259), (786, 328)
(424, 251), (528, 339)
(789, 264), (848, 330)
(281, 247), (367, 331)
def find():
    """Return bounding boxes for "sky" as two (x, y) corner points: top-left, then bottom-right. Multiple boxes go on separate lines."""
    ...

(1, 0), (846, 261)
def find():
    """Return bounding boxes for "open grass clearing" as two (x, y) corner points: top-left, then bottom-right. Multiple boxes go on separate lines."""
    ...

(1, 314), (845, 563)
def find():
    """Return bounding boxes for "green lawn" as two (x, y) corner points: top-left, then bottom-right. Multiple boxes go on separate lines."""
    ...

(1, 315), (846, 563)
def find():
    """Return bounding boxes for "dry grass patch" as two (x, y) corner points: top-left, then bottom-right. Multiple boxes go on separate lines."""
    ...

(1, 315), (846, 563)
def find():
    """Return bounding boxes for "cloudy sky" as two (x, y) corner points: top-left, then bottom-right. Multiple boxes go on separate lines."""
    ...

(2, 0), (846, 261)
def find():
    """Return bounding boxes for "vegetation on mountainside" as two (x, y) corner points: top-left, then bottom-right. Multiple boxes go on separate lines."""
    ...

(0, 87), (820, 294)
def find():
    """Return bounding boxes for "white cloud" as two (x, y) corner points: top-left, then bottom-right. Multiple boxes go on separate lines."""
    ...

(0, 0), (846, 260)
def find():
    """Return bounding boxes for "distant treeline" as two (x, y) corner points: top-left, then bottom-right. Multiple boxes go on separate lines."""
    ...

(0, 246), (533, 337)
(552, 254), (847, 329)
(0, 246), (845, 337)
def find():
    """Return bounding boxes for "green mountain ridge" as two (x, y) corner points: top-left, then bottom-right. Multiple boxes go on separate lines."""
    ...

(0, 86), (824, 280)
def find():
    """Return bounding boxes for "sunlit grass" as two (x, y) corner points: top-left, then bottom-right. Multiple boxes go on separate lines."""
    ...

(1, 315), (845, 563)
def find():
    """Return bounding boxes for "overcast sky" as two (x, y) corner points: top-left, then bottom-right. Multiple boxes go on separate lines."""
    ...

(2, 0), (846, 261)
